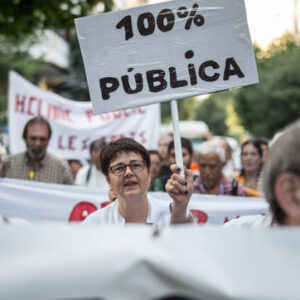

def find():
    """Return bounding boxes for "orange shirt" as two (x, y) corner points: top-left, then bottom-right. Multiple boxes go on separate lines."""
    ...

(235, 175), (263, 198)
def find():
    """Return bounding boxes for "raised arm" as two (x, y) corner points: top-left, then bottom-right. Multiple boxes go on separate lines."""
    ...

(165, 164), (194, 224)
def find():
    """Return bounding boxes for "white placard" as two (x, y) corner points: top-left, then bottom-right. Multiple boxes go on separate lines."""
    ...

(8, 71), (160, 159)
(75, 0), (258, 114)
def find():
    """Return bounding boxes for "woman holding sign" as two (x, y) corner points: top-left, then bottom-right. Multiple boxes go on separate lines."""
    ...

(84, 138), (194, 226)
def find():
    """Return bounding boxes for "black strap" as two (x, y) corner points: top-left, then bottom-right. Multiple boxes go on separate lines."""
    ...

(86, 165), (92, 184)
(232, 179), (238, 196)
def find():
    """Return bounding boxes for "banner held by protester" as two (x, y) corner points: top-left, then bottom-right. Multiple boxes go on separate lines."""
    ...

(8, 71), (160, 159)
(0, 178), (268, 224)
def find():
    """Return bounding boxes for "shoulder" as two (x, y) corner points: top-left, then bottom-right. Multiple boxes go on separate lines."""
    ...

(45, 153), (69, 168)
(75, 165), (90, 184)
(3, 152), (25, 163)
(1, 153), (26, 171)
(77, 165), (90, 176)
(223, 213), (273, 229)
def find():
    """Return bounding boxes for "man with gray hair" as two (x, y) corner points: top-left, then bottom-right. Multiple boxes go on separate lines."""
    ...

(193, 140), (247, 196)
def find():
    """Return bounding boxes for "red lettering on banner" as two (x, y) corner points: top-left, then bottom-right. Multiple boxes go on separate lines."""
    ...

(113, 111), (122, 119)
(15, 94), (26, 113)
(101, 201), (110, 208)
(69, 201), (98, 222)
(109, 135), (118, 142)
(86, 109), (94, 122)
(130, 132), (136, 139)
(46, 104), (74, 123)
(14, 94), (74, 123)
(223, 215), (240, 223)
(64, 109), (73, 122)
(58, 135), (78, 151)
(100, 113), (110, 121)
(27, 96), (37, 115)
(81, 137), (90, 151)
(46, 104), (53, 119)
(37, 99), (43, 117)
(85, 107), (146, 123)
(138, 107), (145, 114)
(191, 209), (208, 224)
(139, 131), (146, 144)
(68, 136), (76, 150)
(58, 136), (66, 150)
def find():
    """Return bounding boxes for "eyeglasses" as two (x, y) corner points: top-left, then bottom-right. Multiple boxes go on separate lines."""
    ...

(109, 160), (146, 176)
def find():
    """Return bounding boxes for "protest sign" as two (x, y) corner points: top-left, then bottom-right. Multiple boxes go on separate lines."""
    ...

(8, 71), (160, 159)
(75, 0), (258, 114)
(0, 178), (268, 224)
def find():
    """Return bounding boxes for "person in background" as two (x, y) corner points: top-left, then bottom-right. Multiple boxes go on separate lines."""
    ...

(0, 117), (73, 184)
(84, 138), (193, 226)
(217, 138), (236, 178)
(160, 137), (194, 191)
(256, 137), (269, 163)
(157, 135), (172, 168)
(235, 140), (263, 197)
(75, 138), (108, 191)
(148, 150), (164, 192)
(68, 160), (83, 181)
(193, 141), (247, 196)
(224, 119), (300, 228)
(0, 135), (7, 169)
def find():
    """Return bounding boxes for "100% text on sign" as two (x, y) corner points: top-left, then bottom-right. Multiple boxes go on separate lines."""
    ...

(116, 3), (205, 41)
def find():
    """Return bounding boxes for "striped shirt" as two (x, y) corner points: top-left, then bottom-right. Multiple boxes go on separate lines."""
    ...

(193, 175), (248, 196)
(0, 152), (73, 185)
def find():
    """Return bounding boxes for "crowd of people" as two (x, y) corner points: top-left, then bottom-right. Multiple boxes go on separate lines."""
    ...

(0, 116), (299, 228)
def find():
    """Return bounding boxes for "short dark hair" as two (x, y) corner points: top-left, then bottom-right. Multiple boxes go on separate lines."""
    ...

(100, 138), (150, 176)
(22, 117), (52, 140)
(168, 137), (193, 155)
(89, 137), (107, 154)
(256, 137), (269, 146)
(148, 150), (162, 161)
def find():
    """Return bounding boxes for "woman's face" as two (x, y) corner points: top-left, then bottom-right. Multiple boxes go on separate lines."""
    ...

(106, 151), (150, 201)
(241, 144), (262, 173)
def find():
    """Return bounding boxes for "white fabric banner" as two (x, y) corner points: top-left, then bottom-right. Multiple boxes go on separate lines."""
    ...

(0, 178), (268, 224)
(8, 71), (160, 159)
(75, 0), (258, 113)
(1, 225), (300, 300)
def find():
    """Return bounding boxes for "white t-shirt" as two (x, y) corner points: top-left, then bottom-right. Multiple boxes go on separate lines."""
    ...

(84, 195), (171, 227)
(223, 213), (273, 229)
(75, 164), (108, 191)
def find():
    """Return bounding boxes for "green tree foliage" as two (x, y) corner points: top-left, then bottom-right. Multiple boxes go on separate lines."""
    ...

(234, 34), (300, 138)
(0, 0), (113, 38)
(0, 0), (113, 120)
(161, 97), (197, 123)
(194, 93), (231, 136)
(0, 36), (44, 122)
